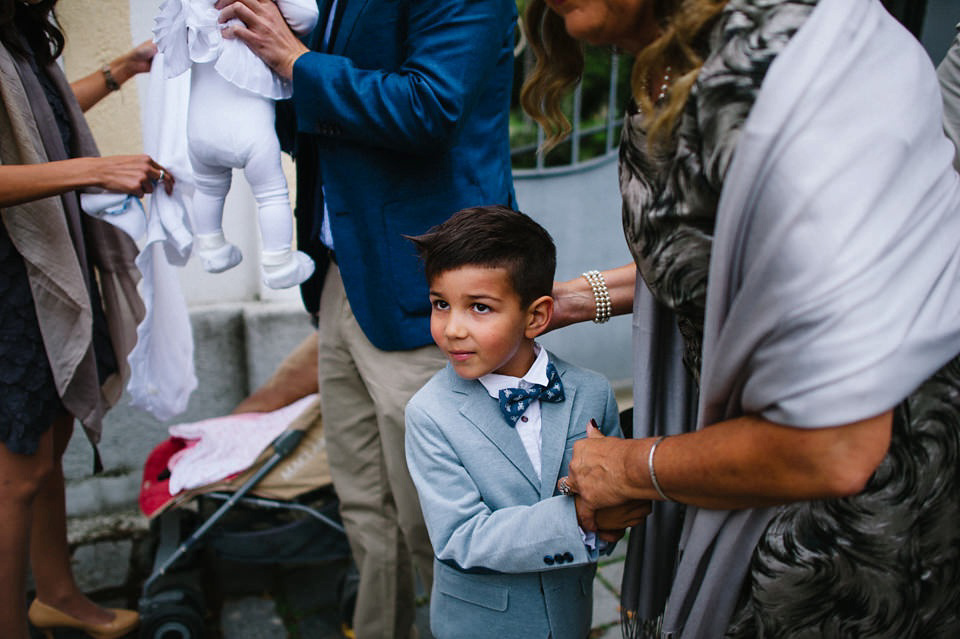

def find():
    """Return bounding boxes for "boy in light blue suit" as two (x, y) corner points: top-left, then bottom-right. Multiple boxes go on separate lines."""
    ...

(405, 206), (647, 639)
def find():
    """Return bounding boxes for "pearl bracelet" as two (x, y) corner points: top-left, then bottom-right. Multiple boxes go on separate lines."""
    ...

(581, 269), (611, 323)
(648, 435), (671, 501)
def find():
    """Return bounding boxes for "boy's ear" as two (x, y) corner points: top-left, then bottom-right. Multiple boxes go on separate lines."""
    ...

(525, 295), (554, 339)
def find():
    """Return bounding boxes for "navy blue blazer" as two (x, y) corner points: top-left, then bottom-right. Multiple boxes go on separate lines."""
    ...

(281, 0), (518, 350)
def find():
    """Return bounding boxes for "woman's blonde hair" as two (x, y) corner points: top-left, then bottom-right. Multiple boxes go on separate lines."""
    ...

(520, 0), (728, 150)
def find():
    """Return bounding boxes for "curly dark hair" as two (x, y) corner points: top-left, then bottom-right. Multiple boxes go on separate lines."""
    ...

(0, 0), (64, 66)
(521, 0), (727, 149)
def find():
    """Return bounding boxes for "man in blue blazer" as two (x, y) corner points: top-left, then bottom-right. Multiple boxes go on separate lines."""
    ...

(216, 1), (517, 636)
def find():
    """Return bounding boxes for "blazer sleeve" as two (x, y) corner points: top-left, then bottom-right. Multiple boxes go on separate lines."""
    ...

(290, 0), (515, 153)
(405, 400), (600, 574)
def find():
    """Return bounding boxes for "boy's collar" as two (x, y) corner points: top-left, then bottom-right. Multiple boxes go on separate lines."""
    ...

(478, 344), (549, 398)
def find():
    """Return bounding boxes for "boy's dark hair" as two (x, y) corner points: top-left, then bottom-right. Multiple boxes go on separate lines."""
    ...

(409, 205), (556, 306)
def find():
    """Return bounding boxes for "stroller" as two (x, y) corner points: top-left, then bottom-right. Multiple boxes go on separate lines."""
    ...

(136, 395), (355, 638)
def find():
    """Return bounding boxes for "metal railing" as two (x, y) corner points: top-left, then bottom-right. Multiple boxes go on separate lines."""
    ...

(511, 49), (625, 177)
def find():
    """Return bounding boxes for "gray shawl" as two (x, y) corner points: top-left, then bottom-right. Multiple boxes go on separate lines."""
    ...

(647, 0), (960, 635)
(0, 40), (143, 447)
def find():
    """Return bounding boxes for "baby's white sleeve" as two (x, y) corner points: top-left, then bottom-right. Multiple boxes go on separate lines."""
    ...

(276, 0), (320, 36)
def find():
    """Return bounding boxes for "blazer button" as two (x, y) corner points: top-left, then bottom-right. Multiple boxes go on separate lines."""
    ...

(563, 551), (574, 562)
(543, 555), (555, 566)
(554, 553), (565, 564)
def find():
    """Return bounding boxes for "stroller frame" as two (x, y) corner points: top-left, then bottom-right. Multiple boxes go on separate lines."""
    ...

(139, 426), (354, 638)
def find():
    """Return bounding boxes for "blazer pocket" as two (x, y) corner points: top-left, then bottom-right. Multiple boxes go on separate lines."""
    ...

(436, 567), (509, 612)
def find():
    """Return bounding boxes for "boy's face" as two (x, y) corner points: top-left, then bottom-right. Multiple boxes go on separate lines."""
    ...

(429, 265), (538, 380)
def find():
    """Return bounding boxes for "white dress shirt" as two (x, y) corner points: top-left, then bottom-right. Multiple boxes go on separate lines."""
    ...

(478, 345), (599, 549)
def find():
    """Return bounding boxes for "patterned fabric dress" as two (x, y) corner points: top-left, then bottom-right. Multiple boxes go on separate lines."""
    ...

(621, 0), (960, 634)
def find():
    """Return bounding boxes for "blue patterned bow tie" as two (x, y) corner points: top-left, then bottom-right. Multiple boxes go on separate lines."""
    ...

(497, 362), (565, 427)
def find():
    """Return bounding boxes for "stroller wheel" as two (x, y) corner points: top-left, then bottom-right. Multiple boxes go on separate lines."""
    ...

(140, 589), (205, 639)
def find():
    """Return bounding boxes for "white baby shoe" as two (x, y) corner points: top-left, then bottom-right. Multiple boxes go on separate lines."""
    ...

(194, 232), (243, 273)
(261, 248), (316, 289)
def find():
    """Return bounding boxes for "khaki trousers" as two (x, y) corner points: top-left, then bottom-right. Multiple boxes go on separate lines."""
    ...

(317, 264), (445, 639)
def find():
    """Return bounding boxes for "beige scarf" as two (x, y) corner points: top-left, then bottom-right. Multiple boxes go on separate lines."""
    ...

(0, 40), (144, 448)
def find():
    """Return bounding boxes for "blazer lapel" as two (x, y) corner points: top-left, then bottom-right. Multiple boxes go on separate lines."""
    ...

(450, 374), (540, 493)
(539, 364), (577, 500)
(330, 0), (370, 55)
(312, 0), (334, 51)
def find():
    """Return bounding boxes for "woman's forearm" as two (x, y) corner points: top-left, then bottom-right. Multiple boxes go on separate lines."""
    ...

(550, 263), (637, 330)
(0, 160), (99, 207)
(570, 410), (893, 511)
(232, 332), (319, 414)
(71, 41), (156, 112)
(0, 155), (170, 206)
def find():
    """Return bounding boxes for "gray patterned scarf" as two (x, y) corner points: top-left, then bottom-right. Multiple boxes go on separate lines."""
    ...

(661, 0), (960, 635)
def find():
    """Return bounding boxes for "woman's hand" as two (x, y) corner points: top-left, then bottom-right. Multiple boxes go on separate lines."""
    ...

(215, 0), (309, 80)
(566, 419), (643, 510)
(566, 410), (894, 513)
(92, 155), (174, 197)
(0, 156), (172, 207)
(121, 40), (158, 78)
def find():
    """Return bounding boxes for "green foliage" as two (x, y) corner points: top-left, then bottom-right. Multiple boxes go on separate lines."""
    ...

(509, 40), (633, 169)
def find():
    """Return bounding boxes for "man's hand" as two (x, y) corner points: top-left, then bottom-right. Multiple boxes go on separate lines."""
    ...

(215, 0), (309, 80)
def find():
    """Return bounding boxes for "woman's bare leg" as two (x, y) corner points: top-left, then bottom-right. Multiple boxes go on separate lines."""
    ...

(29, 414), (115, 625)
(0, 424), (55, 639)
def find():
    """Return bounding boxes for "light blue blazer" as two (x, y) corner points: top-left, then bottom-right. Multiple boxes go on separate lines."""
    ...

(405, 354), (621, 639)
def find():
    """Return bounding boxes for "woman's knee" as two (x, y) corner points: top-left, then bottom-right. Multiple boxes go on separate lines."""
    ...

(0, 430), (57, 505)
(0, 453), (54, 506)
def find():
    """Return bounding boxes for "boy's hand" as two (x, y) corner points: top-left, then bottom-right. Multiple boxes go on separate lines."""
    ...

(573, 494), (597, 532)
(575, 498), (651, 542)
(596, 500), (651, 531)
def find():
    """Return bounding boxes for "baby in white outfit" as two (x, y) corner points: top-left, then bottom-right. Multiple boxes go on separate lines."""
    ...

(154, 0), (318, 288)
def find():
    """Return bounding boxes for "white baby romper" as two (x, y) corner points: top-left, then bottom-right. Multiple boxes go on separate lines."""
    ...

(154, 0), (319, 288)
